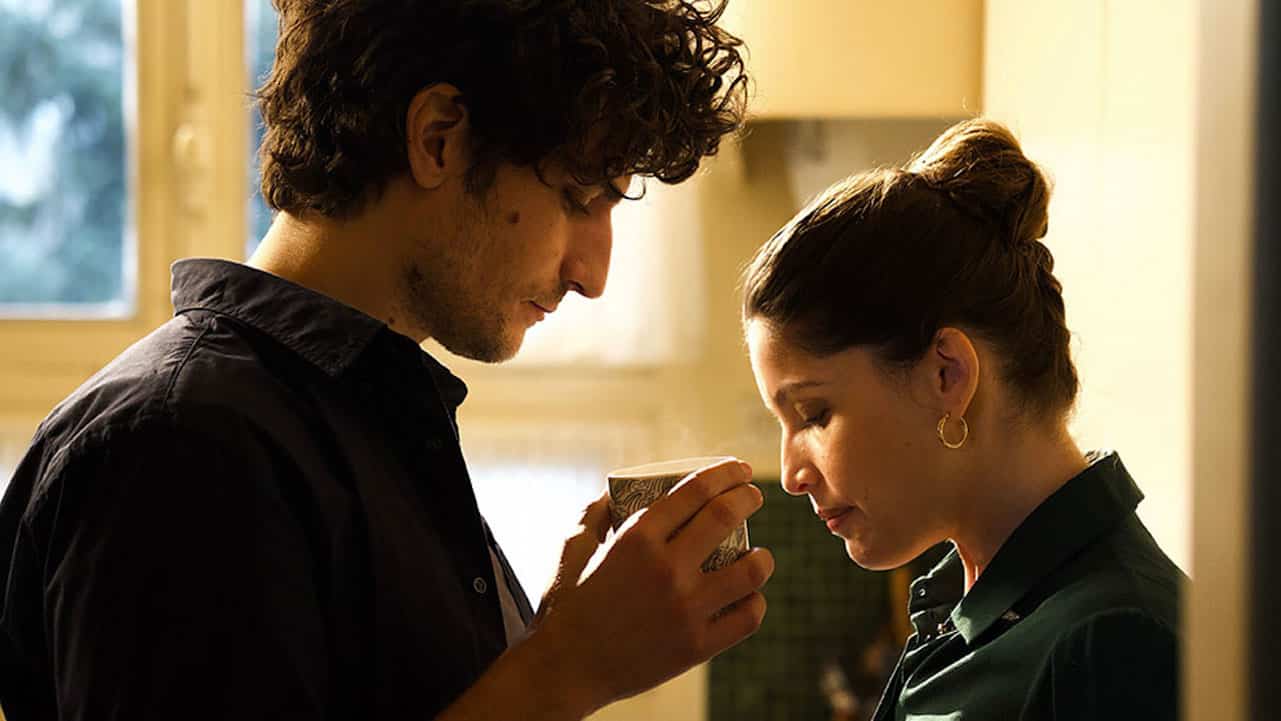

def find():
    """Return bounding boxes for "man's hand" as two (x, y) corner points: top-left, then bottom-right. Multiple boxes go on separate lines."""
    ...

(434, 459), (773, 721)
(528, 458), (775, 714)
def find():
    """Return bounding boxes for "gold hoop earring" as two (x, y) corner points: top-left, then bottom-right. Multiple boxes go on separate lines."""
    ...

(937, 412), (968, 450)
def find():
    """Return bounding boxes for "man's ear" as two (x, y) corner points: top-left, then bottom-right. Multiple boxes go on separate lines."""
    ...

(928, 327), (981, 417)
(405, 83), (469, 191)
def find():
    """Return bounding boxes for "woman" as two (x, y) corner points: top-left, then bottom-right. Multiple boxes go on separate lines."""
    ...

(742, 119), (1184, 720)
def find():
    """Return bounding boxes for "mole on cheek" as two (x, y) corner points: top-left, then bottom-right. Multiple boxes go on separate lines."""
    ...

(507, 211), (521, 225)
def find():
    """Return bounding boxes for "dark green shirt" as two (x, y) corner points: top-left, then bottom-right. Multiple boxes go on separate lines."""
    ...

(872, 452), (1185, 721)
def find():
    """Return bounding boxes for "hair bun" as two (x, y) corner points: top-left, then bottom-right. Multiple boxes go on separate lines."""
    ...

(906, 119), (1050, 247)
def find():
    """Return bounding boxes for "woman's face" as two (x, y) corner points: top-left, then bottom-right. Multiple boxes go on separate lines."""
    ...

(747, 319), (952, 570)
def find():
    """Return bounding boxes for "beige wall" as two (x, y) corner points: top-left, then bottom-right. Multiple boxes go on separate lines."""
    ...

(985, 0), (1197, 572)
(721, 0), (984, 118)
(987, 1), (1259, 718)
(1187, 0), (1257, 718)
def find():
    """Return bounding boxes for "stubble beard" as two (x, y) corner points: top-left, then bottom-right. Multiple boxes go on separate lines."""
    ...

(401, 187), (531, 363)
(402, 261), (521, 364)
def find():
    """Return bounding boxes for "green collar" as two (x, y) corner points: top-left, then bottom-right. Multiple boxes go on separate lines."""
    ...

(921, 452), (1144, 643)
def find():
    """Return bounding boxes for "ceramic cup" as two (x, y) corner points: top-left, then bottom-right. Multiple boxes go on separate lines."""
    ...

(606, 456), (751, 572)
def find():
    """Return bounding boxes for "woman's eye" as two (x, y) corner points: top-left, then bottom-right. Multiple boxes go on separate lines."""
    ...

(800, 408), (830, 428)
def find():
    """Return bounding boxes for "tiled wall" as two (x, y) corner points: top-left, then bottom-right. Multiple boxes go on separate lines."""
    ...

(708, 482), (893, 721)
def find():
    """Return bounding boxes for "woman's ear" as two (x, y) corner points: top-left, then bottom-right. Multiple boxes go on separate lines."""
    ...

(928, 327), (981, 416)
(405, 83), (470, 191)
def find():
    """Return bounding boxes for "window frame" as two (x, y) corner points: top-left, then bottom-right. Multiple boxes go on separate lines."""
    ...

(0, 0), (749, 474)
(0, 0), (246, 430)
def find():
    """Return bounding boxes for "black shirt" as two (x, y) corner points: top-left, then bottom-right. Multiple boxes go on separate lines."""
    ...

(0, 259), (534, 720)
(871, 452), (1185, 721)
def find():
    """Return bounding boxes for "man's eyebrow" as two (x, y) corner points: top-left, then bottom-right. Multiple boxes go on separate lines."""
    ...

(773, 380), (826, 407)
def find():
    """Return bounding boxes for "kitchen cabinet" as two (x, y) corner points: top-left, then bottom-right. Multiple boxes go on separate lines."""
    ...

(721, 0), (983, 118)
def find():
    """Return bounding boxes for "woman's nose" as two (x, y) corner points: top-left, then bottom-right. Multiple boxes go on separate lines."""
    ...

(780, 438), (816, 496)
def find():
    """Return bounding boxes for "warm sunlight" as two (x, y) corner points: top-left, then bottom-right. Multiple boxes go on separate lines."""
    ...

(0, 2), (1270, 720)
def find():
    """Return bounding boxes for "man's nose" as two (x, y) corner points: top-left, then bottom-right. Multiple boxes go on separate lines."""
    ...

(562, 213), (612, 299)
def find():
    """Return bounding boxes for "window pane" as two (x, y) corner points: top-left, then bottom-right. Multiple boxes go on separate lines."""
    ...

(0, 426), (33, 496)
(0, 0), (131, 314)
(470, 460), (606, 595)
(464, 421), (656, 596)
(514, 178), (708, 366)
(245, 0), (277, 257)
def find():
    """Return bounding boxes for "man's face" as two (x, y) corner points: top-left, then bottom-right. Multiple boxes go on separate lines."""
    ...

(402, 162), (629, 363)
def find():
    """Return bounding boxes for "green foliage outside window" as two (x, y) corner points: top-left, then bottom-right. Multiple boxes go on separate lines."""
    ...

(0, 0), (126, 307)
(246, 0), (277, 257)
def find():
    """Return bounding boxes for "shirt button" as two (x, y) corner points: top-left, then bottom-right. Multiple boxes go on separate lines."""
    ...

(473, 577), (488, 594)
(917, 587), (928, 598)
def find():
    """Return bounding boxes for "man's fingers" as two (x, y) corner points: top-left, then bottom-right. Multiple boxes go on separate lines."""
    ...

(693, 547), (775, 614)
(544, 492), (612, 610)
(578, 490), (612, 545)
(561, 492), (611, 574)
(701, 591), (768, 659)
(667, 483), (762, 565)
(639, 459), (752, 540)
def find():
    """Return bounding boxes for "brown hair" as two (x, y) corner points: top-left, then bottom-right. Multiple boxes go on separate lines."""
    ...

(257, 0), (748, 218)
(742, 119), (1078, 419)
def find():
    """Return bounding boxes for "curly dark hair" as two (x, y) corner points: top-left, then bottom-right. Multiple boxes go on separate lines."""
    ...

(257, 0), (749, 217)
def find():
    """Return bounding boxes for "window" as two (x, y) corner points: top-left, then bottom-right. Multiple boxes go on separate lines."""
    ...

(0, 1), (230, 459)
(465, 419), (659, 594)
(0, 416), (35, 494)
(244, 0), (275, 257)
(512, 177), (710, 367)
(0, 0), (131, 315)
(0, 3), (702, 600)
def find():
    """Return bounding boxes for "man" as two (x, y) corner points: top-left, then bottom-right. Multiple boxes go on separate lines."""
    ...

(0, 1), (774, 719)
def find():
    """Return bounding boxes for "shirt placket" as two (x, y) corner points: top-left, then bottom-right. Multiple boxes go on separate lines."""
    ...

(408, 362), (509, 652)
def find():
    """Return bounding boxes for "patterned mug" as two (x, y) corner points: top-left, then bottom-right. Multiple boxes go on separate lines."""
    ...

(606, 456), (752, 572)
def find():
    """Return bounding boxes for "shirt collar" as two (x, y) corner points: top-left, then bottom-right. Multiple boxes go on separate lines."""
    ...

(171, 258), (384, 376)
(420, 347), (469, 411)
(908, 451), (1143, 644)
(169, 259), (468, 409)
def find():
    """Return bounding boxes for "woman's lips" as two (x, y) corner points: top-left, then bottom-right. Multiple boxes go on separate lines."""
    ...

(818, 507), (854, 533)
